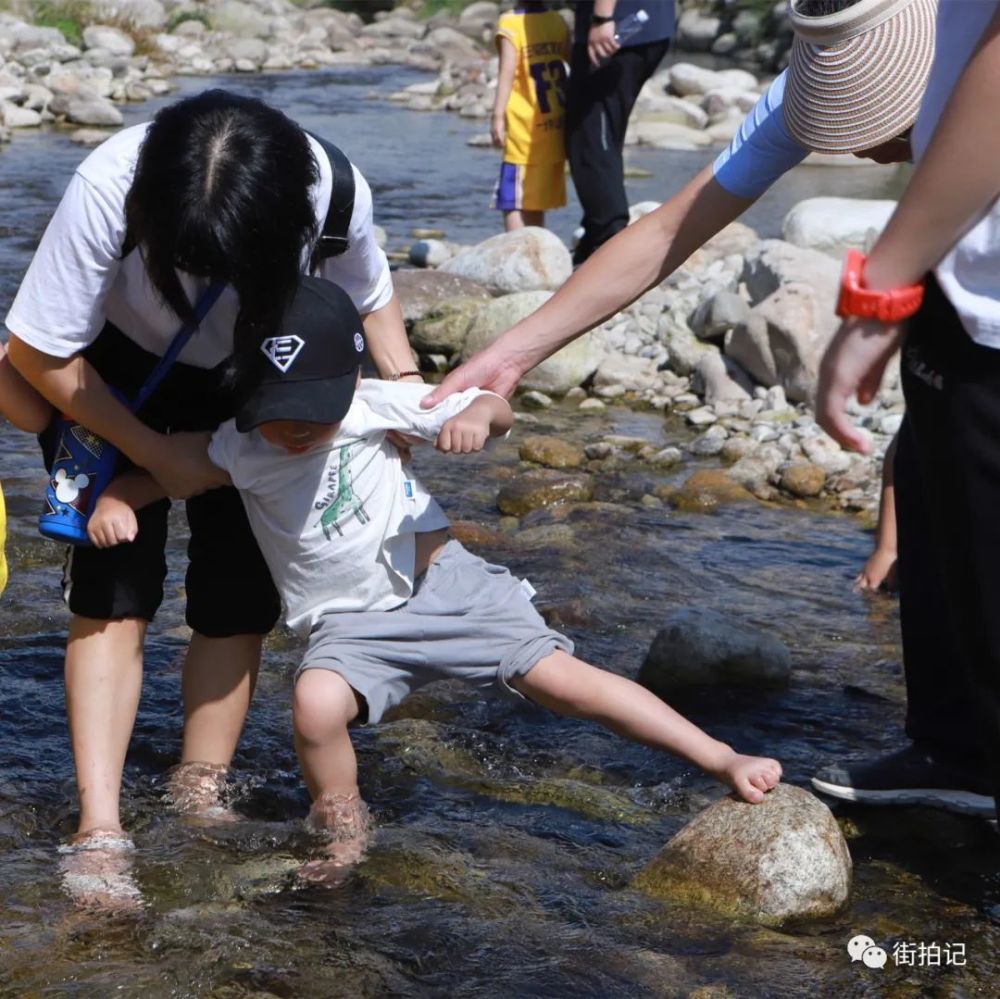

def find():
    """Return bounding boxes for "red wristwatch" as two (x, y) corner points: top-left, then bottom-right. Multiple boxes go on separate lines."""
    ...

(836, 250), (925, 322)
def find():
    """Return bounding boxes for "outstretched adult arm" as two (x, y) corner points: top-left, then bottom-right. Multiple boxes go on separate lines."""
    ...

(817, 8), (1000, 452)
(423, 164), (755, 402)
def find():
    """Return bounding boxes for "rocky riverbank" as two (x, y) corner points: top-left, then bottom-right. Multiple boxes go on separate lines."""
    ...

(399, 191), (901, 522)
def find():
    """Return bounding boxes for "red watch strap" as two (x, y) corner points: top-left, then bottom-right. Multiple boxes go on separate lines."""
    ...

(836, 249), (925, 322)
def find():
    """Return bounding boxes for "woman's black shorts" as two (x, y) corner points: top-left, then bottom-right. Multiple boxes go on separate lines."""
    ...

(44, 323), (280, 636)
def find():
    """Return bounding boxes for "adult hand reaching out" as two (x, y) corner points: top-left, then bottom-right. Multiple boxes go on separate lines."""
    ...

(421, 340), (525, 408)
(815, 317), (903, 454)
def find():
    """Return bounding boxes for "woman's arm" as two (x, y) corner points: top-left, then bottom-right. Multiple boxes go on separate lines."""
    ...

(817, 9), (1000, 451)
(0, 341), (53, 433)
(361, 293), (423, 383)
(491, 35), (517, 149)
(7, 335), (228, 497)
(424, 164), (756, 402)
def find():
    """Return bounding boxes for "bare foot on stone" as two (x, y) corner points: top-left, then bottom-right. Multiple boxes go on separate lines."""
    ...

(711, 751), (783, 804)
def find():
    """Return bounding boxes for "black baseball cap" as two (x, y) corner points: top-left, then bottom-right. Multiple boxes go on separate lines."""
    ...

(235, 276), (367, 432)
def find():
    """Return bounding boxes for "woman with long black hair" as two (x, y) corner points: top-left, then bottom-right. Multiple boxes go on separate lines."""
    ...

(5, 90), (419, 852)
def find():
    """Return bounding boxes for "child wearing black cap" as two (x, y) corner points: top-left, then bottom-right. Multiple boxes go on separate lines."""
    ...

(90, 276), (781, 879)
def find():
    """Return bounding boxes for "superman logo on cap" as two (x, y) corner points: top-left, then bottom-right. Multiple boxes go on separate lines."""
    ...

(261, 335), (305, 373)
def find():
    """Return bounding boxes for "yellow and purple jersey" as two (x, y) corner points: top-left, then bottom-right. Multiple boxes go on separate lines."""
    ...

(496, 9), (569, 165)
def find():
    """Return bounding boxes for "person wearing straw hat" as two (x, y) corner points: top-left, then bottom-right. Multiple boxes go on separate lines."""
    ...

(815, 0), (1000, 823)
(423, 0), (994, 818)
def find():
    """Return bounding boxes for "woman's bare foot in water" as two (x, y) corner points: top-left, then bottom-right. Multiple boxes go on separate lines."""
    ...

(58, 828), (143, 913)
(298, 791), (372, 885)
(165, 761), (238, 822)
(708, 749), (783, 804)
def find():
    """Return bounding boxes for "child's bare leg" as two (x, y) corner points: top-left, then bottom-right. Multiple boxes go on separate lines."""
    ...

(503, 210), (525, 231)
(65, 616), (145, 839)
(170, 633), (262, 816)
(512, 651), (782, 803)
(293, 669), (370, 882)
(522, 210), (544, 228)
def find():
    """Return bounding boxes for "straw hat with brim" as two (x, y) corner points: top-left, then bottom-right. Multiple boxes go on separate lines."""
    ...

(783, 0), (937, 154)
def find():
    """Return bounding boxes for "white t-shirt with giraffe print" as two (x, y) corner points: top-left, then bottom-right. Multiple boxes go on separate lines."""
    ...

(209, 380), (496, 637)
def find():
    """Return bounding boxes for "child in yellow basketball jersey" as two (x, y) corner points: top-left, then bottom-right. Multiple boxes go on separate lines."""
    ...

(491, 2), (569, 231)
(0, 340), (54, 597)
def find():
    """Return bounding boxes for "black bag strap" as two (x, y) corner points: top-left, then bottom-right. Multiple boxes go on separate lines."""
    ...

(307, 132), (356, 266)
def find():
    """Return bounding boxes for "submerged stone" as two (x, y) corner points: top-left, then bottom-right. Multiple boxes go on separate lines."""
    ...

(634, 784), (852, 926)
(666, 469), (755, 513)
(497, 469), (593, 516)
(639, 607), (792, 691)
(519, 435), (585, 470)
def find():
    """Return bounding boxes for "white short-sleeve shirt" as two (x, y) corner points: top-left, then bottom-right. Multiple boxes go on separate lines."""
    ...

(209, 380), (503, 637)
(910, 0), (1000, 347)
(5, 123), (394, 367)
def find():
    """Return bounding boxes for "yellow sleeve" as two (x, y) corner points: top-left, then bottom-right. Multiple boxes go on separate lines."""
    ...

(495, 12), (522, 53)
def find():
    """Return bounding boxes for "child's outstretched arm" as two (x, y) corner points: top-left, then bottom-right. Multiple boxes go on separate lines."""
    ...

(0, 341), (53, 434)
(854, 431), (898, 592)
(435, 393), (513, 454)
(491, 33), (516, 149)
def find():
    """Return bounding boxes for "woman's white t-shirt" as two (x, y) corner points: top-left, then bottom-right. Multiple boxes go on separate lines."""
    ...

(910, 0), (1000, 347)
(4, 123), (394, 368)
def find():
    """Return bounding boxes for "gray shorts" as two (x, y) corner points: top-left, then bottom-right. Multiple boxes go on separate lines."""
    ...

(299, 540), (574, 724)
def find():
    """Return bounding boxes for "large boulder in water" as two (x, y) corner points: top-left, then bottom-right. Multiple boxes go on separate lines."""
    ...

(782, 197), (896, 260)
(441, 227), (572, 295)
(461, 291), (603, 394)
(638, 607), (791, 692)
(634, 784), (852, 926)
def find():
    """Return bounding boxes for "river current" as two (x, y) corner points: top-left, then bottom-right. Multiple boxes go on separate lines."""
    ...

(0, 65), (996, 997)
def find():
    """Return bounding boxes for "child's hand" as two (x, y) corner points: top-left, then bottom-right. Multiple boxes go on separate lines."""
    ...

(491, 114), (505, 149)
(853, 548), (898, 592)
(435, 410), (491, 454)
(712, 749), (782, 804)
(88, 493), (138, 548)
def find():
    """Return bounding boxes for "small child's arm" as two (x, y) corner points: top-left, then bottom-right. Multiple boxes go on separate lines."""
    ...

(0, 341), (53, 434)
(491, 32), (517, 149)
(435, 393), (513, 454)
(88, 432), (229, 547)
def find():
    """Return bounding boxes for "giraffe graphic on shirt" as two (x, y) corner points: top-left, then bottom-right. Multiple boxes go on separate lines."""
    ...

(318, 444), (369, 540)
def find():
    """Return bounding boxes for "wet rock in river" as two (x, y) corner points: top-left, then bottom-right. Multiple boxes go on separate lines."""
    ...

(633, 784), (852, 927)
(780, 462), (826, 499)
(666, 469), (755, 513)
(519, 435), (585, 470)
(782, 196), (896, 260)
(638, 607), (792, 692)
(497, 469), (593, 516)
(409, 296), (483, 354)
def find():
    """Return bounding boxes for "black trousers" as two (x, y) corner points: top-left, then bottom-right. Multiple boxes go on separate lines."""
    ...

(898, 276), (1000, 802)
(566, 39), (670, 266)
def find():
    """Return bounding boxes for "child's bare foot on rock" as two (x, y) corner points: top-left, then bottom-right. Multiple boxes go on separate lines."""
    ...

(165, 761), (238, 822)
(299, 791), (371, 885)
(712, 750), (783, 803)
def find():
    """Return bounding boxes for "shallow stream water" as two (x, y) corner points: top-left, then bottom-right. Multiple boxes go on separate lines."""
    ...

(0, 66), (996, 998)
